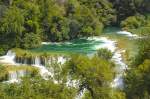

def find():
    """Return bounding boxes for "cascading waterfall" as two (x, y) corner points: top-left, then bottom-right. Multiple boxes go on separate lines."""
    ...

(0, 31), (138, 98)
(0, 50), (16, 64)
(6, 70), (26, 83)
(111, 50), (127, 88)
(8, 71), (18, 82)
(15, 56), (66, 80)
(0, 50), (67, 82)
(34, 56), (41, 66)
(110, 31), (139, 88)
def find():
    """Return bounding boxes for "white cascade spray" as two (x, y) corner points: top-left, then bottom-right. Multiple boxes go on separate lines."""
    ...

(0, 50), (66, 82)
(111, 50), (127, 88)
(117, 31), (138, 37)
(110, 30), (139, 88)
(0, 50), (16, 64)
(88, 37), (116, 52)
(8, 71), (18, 83)
(6, 70), (26, 83)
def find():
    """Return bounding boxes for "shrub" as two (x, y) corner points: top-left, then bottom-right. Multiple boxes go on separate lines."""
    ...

(97, 48), (113, 60)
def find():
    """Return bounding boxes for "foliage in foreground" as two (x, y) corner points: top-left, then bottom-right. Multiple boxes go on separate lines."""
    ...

(97, 48), (113, 60)
(63, 55), (116, 99)
(0, 77), (77, 99)
(125, 60), (150, 99)
(124, 36), (150, 99)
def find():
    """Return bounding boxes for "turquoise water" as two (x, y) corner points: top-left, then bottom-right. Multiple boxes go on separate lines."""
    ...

(31, 27), (138, 55)
(103, 27), (121, 34)
(31, 38), (104, 54)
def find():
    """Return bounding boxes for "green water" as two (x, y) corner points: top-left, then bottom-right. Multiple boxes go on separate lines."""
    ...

(32, 38), (104, 54)
(31, 27), (138, 56)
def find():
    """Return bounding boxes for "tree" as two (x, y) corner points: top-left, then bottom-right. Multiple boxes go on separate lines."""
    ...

(22, 33), (41, 49)
(121, 14), (145, 30)
(79, 0), (117, 25)
(0, 76), (77, 99)
(81, 26), (94, 37)
(125, 60), (150, 99)
(63, 55), (115, 99)
(0, 7), (24, 48)
(97, 48), (113, 60)
(132, 37), (150, 66)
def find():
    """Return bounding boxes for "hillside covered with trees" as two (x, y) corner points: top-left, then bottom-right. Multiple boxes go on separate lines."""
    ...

(0, 0), (149, 54)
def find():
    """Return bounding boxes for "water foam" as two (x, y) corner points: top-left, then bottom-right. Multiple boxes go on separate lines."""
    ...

(88, 37), (116, 52)
(0, 50), (16, 65)
(4, 70), (26, 83)
(111, 50), (127, 88)
(117, 31), (138, 37)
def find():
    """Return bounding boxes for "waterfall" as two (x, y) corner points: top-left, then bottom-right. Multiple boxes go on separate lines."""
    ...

(111, 50), (127, 88)
(8, 71), (18, 82)
(34, 56), (41, 66)
(58, 56), (66, 64)
(0, 50), (16, 64)
(18, 70), (26, 78)
(6, 70), (26, 83)
(110, 31), (139, 88)
(0, 50), (67, 82)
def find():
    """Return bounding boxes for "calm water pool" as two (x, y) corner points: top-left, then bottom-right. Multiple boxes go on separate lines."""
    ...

(31, 27), (138, 55)
(31, 38), (106, 54)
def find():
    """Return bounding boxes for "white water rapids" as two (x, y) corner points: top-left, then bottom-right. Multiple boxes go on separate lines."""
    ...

(5, 70), (26, 83)
(0, 31), (138, 98)
(0, 50), (66, 83)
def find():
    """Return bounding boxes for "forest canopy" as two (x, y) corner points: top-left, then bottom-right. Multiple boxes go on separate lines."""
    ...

(0, 0), (150, 55)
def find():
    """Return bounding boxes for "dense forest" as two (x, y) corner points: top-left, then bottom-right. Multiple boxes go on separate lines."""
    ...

(0, 0), (150, 99)
(0, 0), (149, 54)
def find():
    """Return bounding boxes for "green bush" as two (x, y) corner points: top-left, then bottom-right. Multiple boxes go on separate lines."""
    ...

(63, 55), (115, 99)
(22, 33), (41, 49)
(121, 15), (145, 30)
(0, 48), (5, 56)
(0, 77), (77, 99)
(125, 60), (150, 99)
(97, 48), (113, 60)
(0, 65), (8, 81)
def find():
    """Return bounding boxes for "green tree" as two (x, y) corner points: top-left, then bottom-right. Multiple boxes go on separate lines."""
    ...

(79, 0), (117, 25)
(0, 7), (24, 48)
(125, 60), (150, 99)
(0, 76), (77, 99)
(97, 48), (113, 60)
(132, 37), (150, 66)
(63, 55), (115, 99)
(22, 33), (41, 49)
